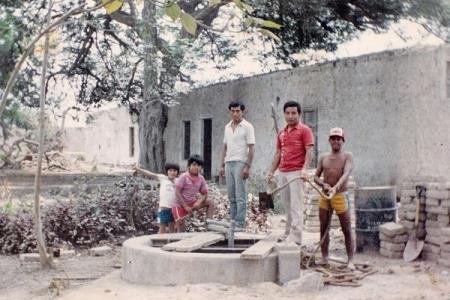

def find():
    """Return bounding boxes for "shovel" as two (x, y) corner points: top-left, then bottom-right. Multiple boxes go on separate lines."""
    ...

(259, 175), (331, 211)
(403, 196), (424, 262)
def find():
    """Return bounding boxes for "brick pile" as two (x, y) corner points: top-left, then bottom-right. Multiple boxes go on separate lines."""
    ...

(379, 222), (407, 259)
(399, 176), (450, 264)
(439, 228), (450, 267)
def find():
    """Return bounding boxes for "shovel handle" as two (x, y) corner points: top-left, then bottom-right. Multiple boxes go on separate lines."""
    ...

(414, 196), (420, 227)
(304, 177), (333, 200)
(269, 175), (331, 200)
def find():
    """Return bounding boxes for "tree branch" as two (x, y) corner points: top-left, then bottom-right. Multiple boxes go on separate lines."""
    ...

(0, 2), (105, 120)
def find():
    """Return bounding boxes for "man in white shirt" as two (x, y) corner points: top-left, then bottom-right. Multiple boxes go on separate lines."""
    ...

(219, 100), (255, 229)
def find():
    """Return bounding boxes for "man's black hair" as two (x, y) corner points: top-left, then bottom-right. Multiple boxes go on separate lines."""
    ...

(283, 101), (301, 114)
(165, 162), (180, 174)
(188, 154), (204, 167)
(228, 99), (245, 111)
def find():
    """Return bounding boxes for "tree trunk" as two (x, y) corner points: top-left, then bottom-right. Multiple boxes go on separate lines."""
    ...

(138, 101), (167, 172)
(138, 0), (167, 172)
(34, 2), (52, 268)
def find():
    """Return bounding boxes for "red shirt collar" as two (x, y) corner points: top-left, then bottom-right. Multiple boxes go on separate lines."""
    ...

(283, 122), (303, 132)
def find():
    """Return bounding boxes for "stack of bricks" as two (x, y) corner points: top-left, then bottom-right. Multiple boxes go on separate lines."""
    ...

(439, 228), (450, 267)
(423, 185), (450, 261)
(303, 170), (356, 233)
(379, 222), (407, 259)
(399, 176), (450, 264)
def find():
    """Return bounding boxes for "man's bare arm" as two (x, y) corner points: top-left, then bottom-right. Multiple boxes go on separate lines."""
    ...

(267, 148), (281, 180)
(300, 145), (314, 180)
(302, 145), (314, 171)
(245, 144), (255, 167)
(242, 144), (255, 179)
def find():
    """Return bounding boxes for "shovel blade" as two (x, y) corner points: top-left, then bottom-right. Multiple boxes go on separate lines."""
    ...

(258, 192), (274, 211)
(403, 238), (424, 262)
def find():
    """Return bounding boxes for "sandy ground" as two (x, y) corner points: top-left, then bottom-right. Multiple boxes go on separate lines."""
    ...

(0, 249), (122, 300)
(1, 215), (449, 300)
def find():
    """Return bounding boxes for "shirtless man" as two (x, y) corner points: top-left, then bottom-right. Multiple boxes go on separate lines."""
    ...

(314, 127), (354, 270)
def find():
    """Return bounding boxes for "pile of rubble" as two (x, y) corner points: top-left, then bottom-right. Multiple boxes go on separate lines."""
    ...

(379, 222), (407, 259)
(399, 176), (450, 265)
(186, 183), (268, 233)
(303, 171), (356, 233)
(20, 151), (74, 171)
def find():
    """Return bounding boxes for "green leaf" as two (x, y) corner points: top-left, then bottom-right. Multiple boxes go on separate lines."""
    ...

(259, 29), (281, 42)
(101, 0), (124, 14)
(181, 13), (197, 35)
(241, 2), (254, 13)
(165, 3), (181, 21)
(233, 0), (253, 13)
(208, 0), (221, 6)
(261, 20), (282, 30)
(249, 17), (264, 25)
(243, 17), (253, 28)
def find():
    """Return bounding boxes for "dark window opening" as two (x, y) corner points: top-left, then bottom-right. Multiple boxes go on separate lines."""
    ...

(183, 121), (191, 160)
(446, 62), (450, 98)
(202, 118), (212, 180)
(303, 109), (318, 168)
(129, 127), (135, 157)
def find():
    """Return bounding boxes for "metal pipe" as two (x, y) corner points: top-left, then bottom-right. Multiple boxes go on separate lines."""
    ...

(206, 224), (229, 234)
(206, 219), (231, 228)
(228, 220), (235, 248)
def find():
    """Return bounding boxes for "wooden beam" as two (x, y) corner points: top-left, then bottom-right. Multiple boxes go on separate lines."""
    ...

(162, 233), (225, 252)
(240, 238), (276, 260)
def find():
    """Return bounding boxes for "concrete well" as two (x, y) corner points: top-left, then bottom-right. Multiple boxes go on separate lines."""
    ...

(121, 232), (279, 286)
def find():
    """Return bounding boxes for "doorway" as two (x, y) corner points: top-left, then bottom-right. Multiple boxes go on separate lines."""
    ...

(202, 118), (212, 179)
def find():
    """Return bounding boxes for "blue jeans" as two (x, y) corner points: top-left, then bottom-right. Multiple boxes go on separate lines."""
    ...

(225, 161), (247, 227)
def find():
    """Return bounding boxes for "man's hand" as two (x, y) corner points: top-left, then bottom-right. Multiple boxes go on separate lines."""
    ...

(242, 165), (250, 179)
(219, 166), (225, 178)
(300, 169), (309, 181)
(266, 171), (274, 183)
(322, 183), (332, 193)
(328, 186), (338, 199)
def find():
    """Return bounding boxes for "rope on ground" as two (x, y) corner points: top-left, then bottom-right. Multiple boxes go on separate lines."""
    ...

(301, 250), (377, 287)
(302, 204), (377, 287)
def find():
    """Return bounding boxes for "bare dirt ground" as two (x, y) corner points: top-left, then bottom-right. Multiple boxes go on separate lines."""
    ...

(0, 248), (121, 300)
(1, 215), (449, 300)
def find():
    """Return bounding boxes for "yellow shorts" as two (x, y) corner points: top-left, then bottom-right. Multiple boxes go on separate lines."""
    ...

(319, 193), (348, 215)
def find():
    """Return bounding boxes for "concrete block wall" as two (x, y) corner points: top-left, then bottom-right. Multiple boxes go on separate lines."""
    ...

(399, 176), (450, 264)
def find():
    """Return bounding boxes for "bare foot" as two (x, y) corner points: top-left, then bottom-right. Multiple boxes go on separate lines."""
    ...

(317, 257), (329, 266)
(347, 261), (356, 271)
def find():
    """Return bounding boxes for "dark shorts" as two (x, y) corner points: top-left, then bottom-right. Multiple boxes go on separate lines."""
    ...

(158, 208), (174, 225)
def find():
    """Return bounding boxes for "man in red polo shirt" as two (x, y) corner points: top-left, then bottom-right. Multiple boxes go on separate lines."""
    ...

(267, 101), (314, 245)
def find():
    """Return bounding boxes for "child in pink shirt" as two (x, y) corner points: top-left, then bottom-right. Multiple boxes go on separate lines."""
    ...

(173, 154), (215, 232)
